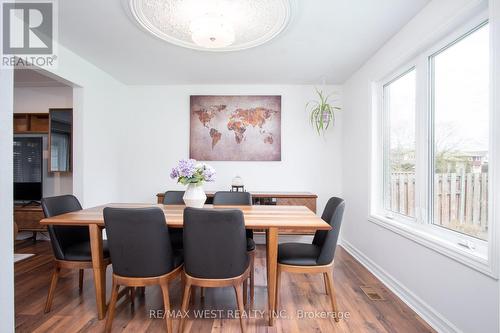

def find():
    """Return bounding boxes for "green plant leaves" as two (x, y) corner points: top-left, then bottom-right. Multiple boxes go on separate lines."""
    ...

(306, 88), (341, 135)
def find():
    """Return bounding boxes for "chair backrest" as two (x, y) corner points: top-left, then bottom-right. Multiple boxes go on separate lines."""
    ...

(103, 207), (176, 278)
(163, 191), (185, 205)
(213, 191), (253, 239)
(213, 191), (252, 206)
(183, 207), (248, 279)
(313, 197), (345, 265)
(41, 195), (88, 260)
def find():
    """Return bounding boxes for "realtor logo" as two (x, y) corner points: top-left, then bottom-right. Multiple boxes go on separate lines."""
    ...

(1, 0), (57, 68)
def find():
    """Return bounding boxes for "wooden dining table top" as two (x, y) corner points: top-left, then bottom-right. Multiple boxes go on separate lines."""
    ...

(39, 203), (331, 231)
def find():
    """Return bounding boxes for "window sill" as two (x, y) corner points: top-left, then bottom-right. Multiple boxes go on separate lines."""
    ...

(368, 214), (497, 278)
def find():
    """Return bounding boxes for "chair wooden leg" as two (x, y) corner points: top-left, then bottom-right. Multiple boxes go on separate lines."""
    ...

(234, 284), (246, 333)
(44, 266), (61, 313)
(190, 287), (195, 305)
(139, 286), (145, 295)
(200, 287), (205, 299)
(179, 281), (191, 333)
(325, 270), (340, 322)
(323, 272), (329, 295)
(105, 280), (120, 333)
(79, 269), (84, 294)
(249, 252), (255, 302)
(243, 279), (248, 306)
(160, 282), (173, 333)
(275, 266), (281, 310)
(130, 287), (136, 306)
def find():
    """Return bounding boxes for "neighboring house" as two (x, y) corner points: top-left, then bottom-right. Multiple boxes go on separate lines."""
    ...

(455, 151), (488, 173)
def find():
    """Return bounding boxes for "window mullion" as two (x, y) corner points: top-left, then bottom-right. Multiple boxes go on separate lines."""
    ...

(414, 56), (429, 225)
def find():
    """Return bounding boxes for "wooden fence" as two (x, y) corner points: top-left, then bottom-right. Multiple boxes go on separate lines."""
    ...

(389, 172), (488, 235)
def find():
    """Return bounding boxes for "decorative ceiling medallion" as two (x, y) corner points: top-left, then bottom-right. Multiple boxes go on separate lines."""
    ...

(129, 0), (291, 51)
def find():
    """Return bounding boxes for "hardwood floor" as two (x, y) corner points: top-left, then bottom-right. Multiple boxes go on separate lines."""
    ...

(15, 240), (435, 333)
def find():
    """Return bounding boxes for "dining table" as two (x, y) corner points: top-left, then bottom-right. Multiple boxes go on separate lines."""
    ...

(39, 203), (331, 326)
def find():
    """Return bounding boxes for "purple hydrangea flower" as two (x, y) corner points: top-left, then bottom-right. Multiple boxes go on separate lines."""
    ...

(177, 159), (196, 178)
(202, 164), (216, 182)
(169, 167), (179, 179)
(170, 159), (216, 184)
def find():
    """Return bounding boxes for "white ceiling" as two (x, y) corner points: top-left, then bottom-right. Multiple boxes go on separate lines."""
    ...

(58, 0), (429, 85)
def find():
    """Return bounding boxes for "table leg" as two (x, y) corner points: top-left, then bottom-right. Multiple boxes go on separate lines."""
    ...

(265, 227), (278, 326)
(89, 224), (107, 320)
(265, 230), (270, 287)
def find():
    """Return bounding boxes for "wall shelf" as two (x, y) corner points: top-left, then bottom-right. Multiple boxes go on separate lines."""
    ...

(14, 113), (49, 134)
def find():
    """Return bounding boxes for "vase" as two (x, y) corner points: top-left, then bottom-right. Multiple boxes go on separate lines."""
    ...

(183, 183), (207, 208)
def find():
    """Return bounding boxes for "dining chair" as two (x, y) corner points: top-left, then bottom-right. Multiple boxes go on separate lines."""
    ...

(179, 208), (250, 333)
(163, 190), (185, 205)
(276, 197), (345, 322)
(163, 190), (186, 250)
(103, 207), (183, 333)
(213, 191), (255, 302)
(41, 195), (112, 313)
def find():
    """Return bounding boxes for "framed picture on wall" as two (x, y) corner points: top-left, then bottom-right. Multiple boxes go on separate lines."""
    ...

(190, 95), (282, 161)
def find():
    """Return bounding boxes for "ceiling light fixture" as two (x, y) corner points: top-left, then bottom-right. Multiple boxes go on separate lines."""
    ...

(190, 14), (235, 49)
(129, 0), (292, 52)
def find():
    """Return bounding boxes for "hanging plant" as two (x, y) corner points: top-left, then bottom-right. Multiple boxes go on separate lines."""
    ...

(306, 87), (341, 135)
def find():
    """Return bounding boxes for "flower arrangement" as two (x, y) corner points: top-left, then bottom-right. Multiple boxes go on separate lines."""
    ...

(170, 159), (216, 185)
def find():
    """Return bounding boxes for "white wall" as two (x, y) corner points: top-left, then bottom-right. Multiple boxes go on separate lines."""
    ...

(116, 85), (343, 213)
(14, 86), (73, 197)
(0, 40), (127, 332)
(341, 0), (499, 332)
(14, 86), (72, 113)
(41, 44), (128, 207)
(0, 69), (15, 333)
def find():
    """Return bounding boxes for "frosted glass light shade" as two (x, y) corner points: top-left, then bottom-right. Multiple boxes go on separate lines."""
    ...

(129, 0), (291, 51)
(190, 15), (235, 49)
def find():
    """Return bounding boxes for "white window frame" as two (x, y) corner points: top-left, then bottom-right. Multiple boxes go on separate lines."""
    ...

(381, 67), (417, 223)
(370, 12), (499, 278)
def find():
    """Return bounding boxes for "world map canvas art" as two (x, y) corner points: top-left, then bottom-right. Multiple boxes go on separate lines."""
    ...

(190, 95), (282, 161)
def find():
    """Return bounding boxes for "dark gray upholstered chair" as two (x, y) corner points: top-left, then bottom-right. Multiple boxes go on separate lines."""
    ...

(179, 208), (250, 333)
(103, 207), (183, 333)
(163, 190), (185, 205)
(213, 191), (255, 301)
(163, 191), (185, 250)
(41, 195), (111, 313)
(276, 197), (345, 322)
(212, 191), (254, 249)
(212, 191), (252, 206)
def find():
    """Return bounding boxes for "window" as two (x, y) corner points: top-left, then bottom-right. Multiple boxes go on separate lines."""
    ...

(50, 133), (70, 171)
(430, 23), (489, 241)
(383, 69), (416, 218)
(373, 19), (493, 273)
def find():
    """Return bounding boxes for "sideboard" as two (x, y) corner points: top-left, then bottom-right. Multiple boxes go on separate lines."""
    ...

(156, 191), (318, 235)
(157, 191), (317, 212)
(14, 204), (46, 241)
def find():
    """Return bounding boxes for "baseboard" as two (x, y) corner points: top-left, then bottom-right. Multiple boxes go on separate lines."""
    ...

(254, 233), (314, 245)
(340, 239), (461, 333)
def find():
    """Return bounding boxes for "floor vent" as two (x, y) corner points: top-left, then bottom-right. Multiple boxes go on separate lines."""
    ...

(360, 286), (385, 301)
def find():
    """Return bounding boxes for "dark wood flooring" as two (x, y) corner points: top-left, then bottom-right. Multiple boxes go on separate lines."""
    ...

(14, 240), (435, 332)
